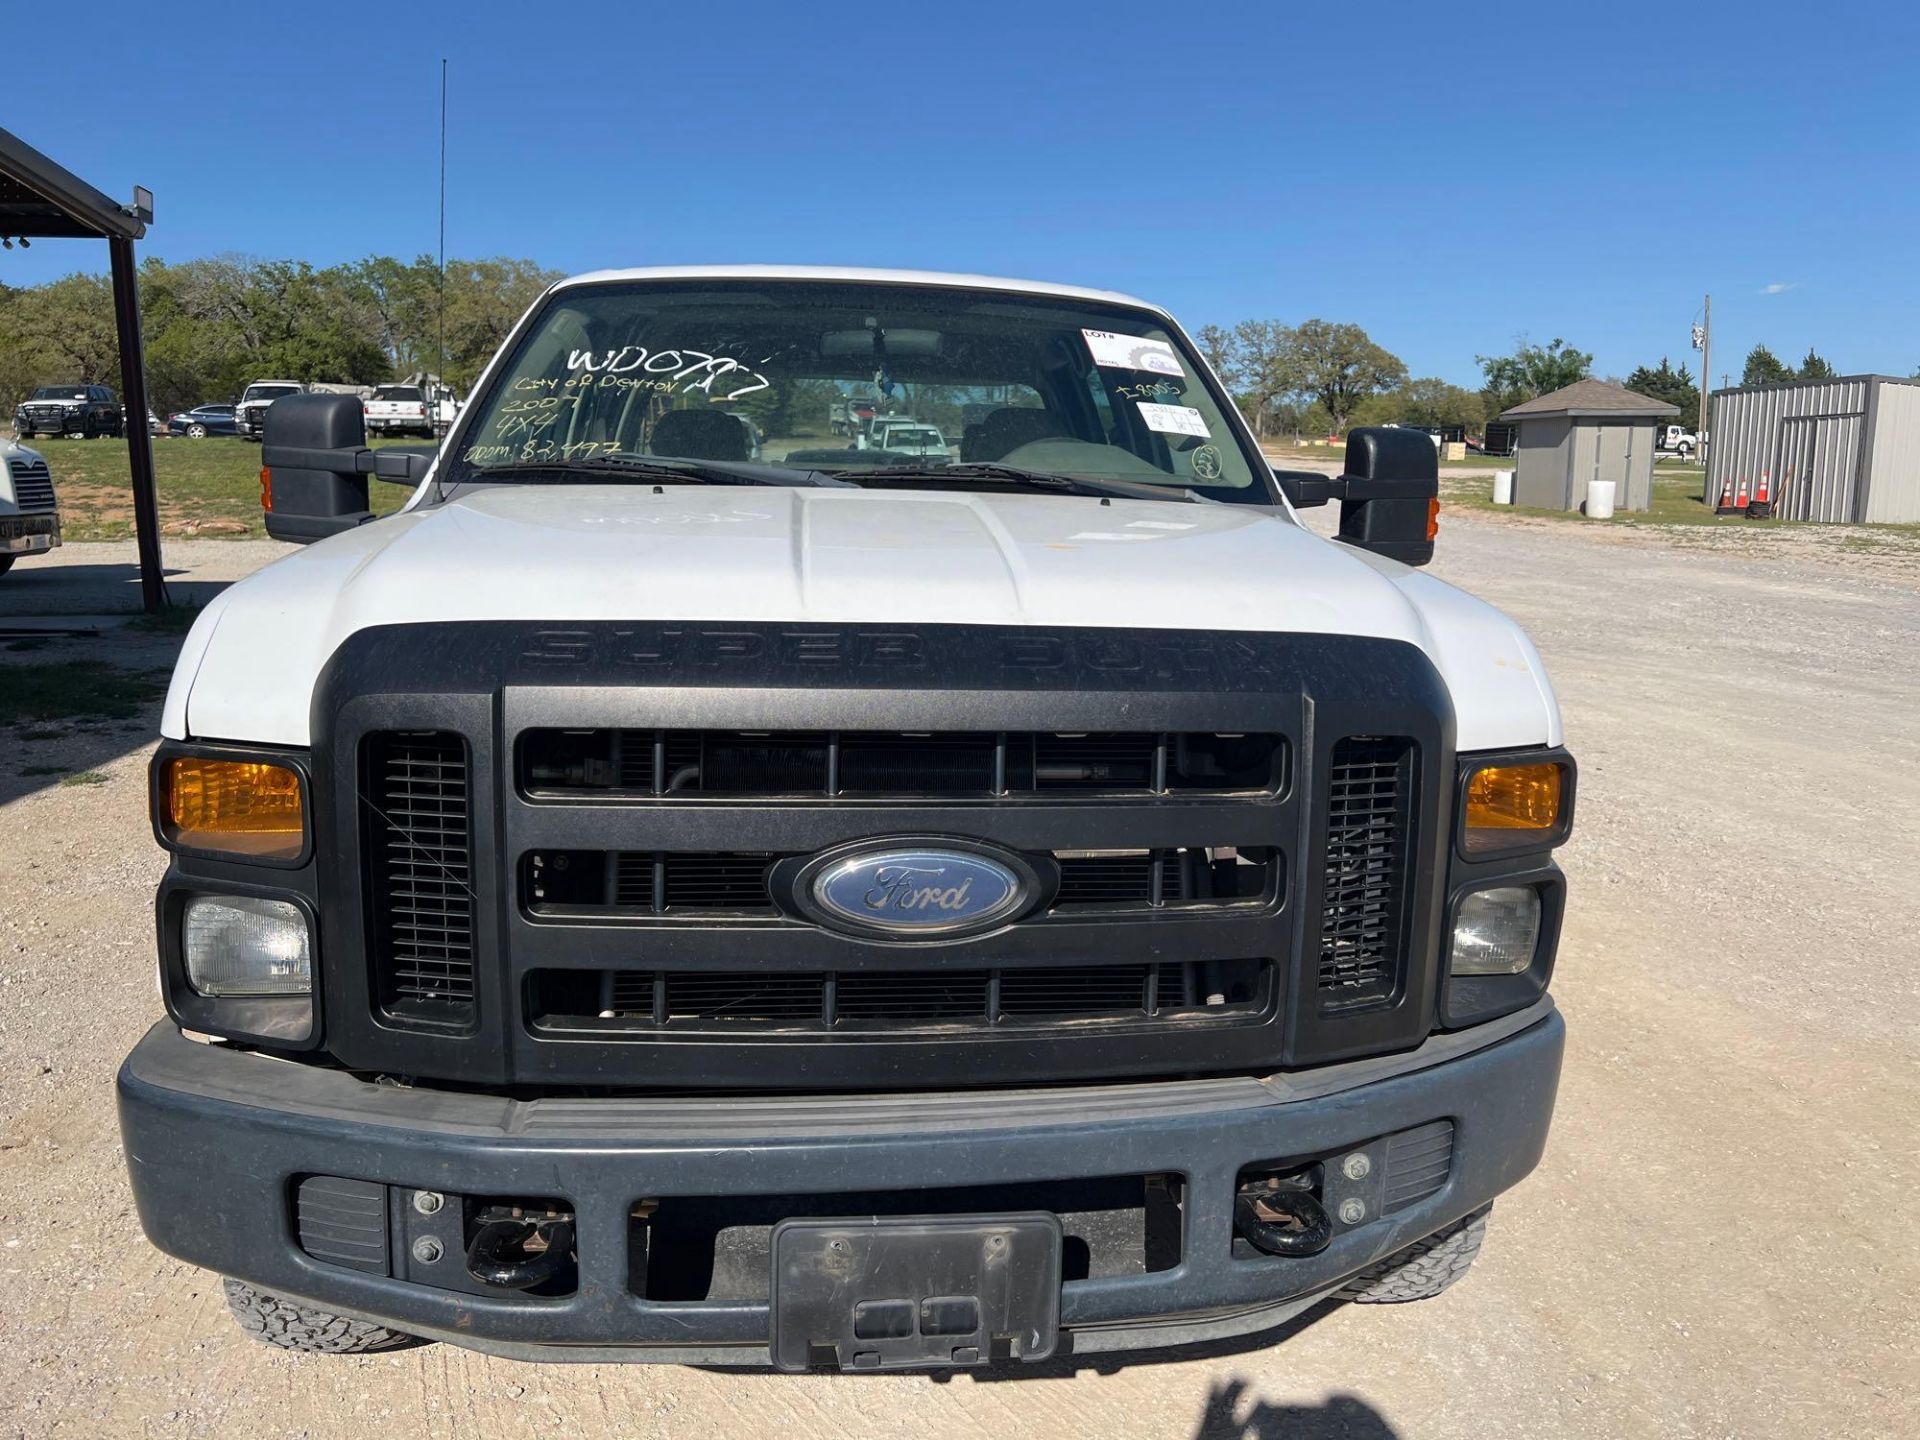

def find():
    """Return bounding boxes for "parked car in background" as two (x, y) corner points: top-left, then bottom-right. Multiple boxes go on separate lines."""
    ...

(168, 404), (240, 438)
(363, 385), (436, 438)
(0, 438), (61, 578)
(236, 381), (306, 441)
(14, 384), (124, 440)
(875, 422), (951, 460)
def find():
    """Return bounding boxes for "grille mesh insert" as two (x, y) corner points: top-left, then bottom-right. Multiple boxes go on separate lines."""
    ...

(529, 960), (1271, 1034)
(5, 458), (56, 512)
(365, 731), (476, 1016)
(1317, 737), (1415, 1009)
(520, 728), (1283, 799)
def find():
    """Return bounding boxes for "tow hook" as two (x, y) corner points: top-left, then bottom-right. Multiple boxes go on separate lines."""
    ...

(1234, 1180), (1333, 1258)
(465, 1208), (577, 1291)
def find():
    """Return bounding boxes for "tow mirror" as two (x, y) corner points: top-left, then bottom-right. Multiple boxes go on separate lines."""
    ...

(261, 397), (434, 543)
(1272, 427), (1439, 567)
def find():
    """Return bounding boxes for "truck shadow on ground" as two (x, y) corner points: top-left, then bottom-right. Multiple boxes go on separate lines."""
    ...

(1189, 1381), (1399, 1440)
(0, 561), (232, 615)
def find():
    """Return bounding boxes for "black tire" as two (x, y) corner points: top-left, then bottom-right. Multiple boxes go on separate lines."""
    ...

(223, 1278), (425, 1354)
(1339, 1206), (1489, 1304)
(0, 555), (16, 578)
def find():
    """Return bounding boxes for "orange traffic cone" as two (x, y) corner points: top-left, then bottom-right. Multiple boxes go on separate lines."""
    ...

(1747, 471), (1774, 519)
(1715, 478), (1738, 514)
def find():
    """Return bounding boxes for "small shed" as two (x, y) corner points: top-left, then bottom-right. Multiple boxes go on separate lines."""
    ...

(1500, 379), (1679, 513)
(1702, 375), (1920, 524)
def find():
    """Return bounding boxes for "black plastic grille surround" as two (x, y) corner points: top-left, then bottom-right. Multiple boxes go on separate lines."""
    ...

(363, 731), (477, 1018)
(327, 621), (1454, 1089)
(529, 959), (1272, 1034)
(1317, 737), (1417, 1009)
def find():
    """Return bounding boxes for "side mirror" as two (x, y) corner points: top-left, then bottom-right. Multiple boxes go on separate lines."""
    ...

(373, 447), (435, 485)
(1335, 427), (1439, 567)
(261, 395), (386, 543)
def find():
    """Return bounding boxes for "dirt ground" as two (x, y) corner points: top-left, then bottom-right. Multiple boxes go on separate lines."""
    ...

(2, 509), (1916, 1439)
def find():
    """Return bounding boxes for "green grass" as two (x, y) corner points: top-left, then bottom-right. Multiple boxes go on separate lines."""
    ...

(0, 660), (169, 725)
(21, 435), (417, 541)
(58, 771), (111, 786)
(1445, 469), (1756, 529)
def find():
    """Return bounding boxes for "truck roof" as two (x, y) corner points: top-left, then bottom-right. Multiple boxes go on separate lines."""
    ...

(550, 265), (1165, 315)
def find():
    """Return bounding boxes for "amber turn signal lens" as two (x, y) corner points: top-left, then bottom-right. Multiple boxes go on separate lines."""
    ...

(1464, 762), (1562, 850)
(161, 757), (304, 859)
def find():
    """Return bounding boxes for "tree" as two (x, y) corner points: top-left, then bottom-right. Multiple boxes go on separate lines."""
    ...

(1624, 357), (1699, 429)
(1476, 337), (1592, 416)
(1742, 344), (1792, 385)
(1194, 324), (1236, 380)
(5, 272), (120, 385)
(1281, 320), (1406, 434)
(1797, 348), (1835, 380)
(1352, 377), (1486, 431)
(1227, 319), (1298, 439)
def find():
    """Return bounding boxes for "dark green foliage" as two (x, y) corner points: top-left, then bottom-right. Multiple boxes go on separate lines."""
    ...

(1625, 357), (1700, 428)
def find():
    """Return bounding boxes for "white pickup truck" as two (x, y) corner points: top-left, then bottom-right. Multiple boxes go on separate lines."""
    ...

(0, 439), (61, 578)
(236, 381), (306, 441)
(122, 266), (1572, 1370)
(361, 384), (437, 438)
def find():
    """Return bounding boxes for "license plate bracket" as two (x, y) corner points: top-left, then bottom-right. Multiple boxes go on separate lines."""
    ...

(770, 1213), (1062, 1372)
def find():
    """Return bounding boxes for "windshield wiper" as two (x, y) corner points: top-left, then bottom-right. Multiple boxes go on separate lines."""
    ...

(473, 456), (848, 487)
(833, 462), (1203, 503)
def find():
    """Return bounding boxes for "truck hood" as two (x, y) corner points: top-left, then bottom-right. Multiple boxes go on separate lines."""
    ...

(165, 486), (1560, 751)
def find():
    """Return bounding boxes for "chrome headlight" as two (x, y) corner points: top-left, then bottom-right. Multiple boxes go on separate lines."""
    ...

(1448, 886), (1541, 976)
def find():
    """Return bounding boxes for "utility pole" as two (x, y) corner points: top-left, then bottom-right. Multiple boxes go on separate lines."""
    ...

(437, 58), (447, 391)
(1692, 294), (1712, 499)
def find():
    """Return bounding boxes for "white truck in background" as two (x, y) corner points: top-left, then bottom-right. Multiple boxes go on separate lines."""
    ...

(1654, 424), (1700, 460)
(236, 381), (307, 441)
(0, 439), (61, 579)
(363, 382), (461, 439)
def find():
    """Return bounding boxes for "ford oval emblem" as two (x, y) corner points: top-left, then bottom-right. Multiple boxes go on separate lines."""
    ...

(809, 845), (1029, 938)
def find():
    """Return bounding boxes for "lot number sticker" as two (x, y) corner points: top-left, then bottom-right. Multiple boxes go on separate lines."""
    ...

(1136, 403), (1211, 438)
(1083, 329), (1184, 376)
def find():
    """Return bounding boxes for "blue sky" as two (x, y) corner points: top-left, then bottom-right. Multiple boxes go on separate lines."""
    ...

(6, 0), (1917, 387)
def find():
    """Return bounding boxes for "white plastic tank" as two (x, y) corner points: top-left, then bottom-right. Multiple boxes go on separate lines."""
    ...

(1585, 479), (1617, 519)
(1492, 469), (1515, 505)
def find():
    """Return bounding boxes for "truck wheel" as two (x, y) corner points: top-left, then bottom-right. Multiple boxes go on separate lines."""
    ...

(187, 423), (207, 439)
(1338, 1206), (1489, 1304)
(223, 1279), (424, 1354)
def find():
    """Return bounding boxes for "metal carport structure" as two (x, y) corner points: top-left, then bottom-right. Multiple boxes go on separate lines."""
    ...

(0, 126), (164, 611)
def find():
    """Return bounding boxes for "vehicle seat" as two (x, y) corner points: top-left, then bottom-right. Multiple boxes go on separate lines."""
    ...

(968, 407), (1069, 461)
(651, 410), (750, 461)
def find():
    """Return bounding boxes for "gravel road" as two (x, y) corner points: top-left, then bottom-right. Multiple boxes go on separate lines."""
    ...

(3, 512), (1915, 1439)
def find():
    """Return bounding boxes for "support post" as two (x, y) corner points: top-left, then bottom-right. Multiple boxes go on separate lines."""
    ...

(109, 234), (165, 612)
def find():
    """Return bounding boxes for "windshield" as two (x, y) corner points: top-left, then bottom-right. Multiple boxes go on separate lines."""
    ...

(373, 386), (423, 402)
(244, 385), (300, 402)
(447, 279), (1271, 502)
(33, 387), (89, 401)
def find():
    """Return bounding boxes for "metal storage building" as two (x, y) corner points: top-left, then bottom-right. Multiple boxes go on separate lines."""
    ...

(1703, 375), (1920, 524)
(1499, 380), (1679, 513)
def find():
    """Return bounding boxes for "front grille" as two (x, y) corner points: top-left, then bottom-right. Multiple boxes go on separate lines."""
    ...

(520, 728), (1284, 799)
(529, 959), (1271, 1034)
(364, 731), (477, 1019)
(1316, 737), (1416, 1009)
(6, 458), (55, 512)
(521, 846), (1274, 916)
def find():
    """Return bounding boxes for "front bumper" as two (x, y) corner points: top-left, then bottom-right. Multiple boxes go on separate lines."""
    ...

(1, 514), (60, 554)
(118, 1004), (1563, 1364)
